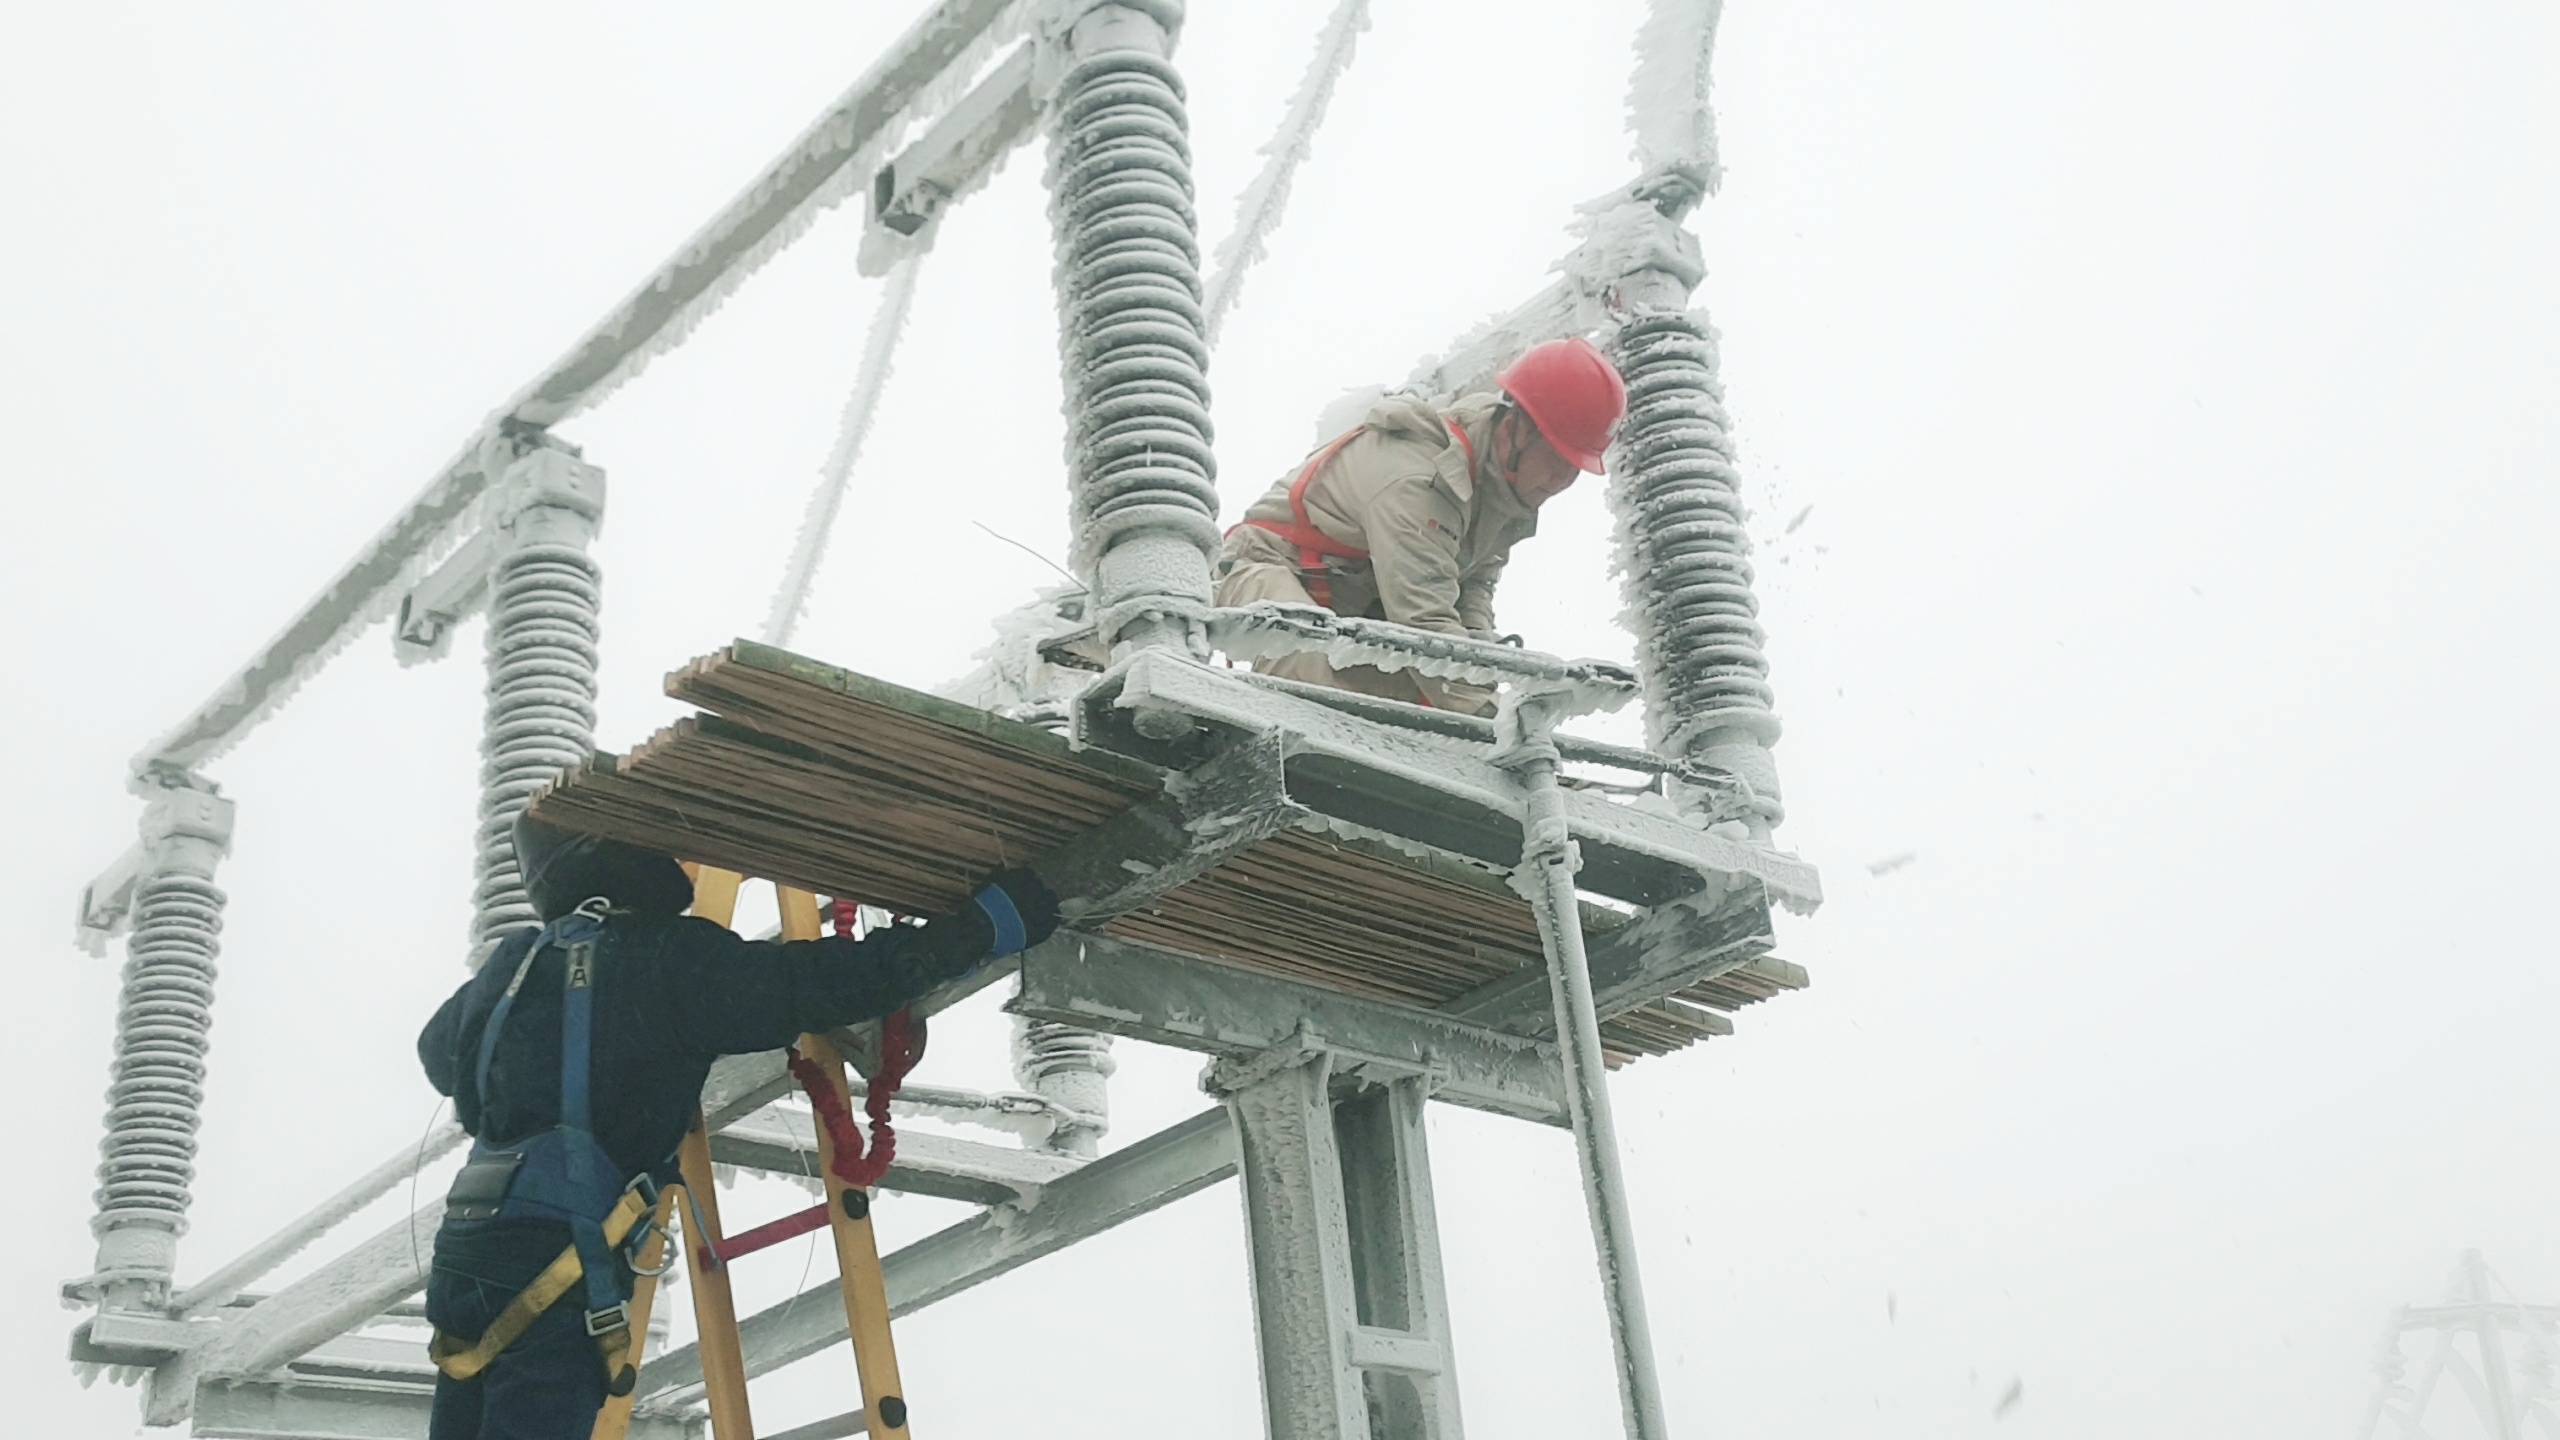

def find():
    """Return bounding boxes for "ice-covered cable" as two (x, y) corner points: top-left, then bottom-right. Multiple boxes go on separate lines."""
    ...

(1200, 0), (1372, 346)
(1626, 0), (1724, 193)
(763, 253), (925, 648)
(1607, 312), (1779, 772)
(472, 541), (602, 945)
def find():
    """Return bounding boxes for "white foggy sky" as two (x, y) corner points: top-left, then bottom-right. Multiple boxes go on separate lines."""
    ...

(3, 2), (2555, 1437)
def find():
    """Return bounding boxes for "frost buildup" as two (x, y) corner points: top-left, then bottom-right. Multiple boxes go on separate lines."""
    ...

(1045, 0), (1222, 655)
(1199, 0), (1372, 345)
(1625, 0), (1724, 192)
(472, 445), (607, 949)
(766, 254), (924, 649)
(85, 782), (233, 1309)
(1607, 312), (1784, 834)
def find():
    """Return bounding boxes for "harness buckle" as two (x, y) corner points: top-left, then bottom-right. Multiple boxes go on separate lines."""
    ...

(584, 1302), (632, 1337)
(618, 1172), (676, 1277)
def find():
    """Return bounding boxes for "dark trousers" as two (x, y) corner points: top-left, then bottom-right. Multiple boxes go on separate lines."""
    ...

(427, 1232), (612, 1440)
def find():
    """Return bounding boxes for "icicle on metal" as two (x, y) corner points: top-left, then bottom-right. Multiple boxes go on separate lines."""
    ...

(471, 444), (607, 949)
(1010, 1017), (1114, 1156)
(1607, 309), (1783, 832)
(1045, 0), (1220, 658)
(87, 782), (234, 1306)
(1200, 0), (1372, 346)
(764, 252), (924, 649)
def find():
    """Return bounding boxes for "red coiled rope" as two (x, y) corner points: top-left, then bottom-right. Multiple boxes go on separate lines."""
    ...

(701, 898), (922, 1268)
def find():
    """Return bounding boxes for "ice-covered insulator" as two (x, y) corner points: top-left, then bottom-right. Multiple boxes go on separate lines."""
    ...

(93, 873), (224, 1241)
(1607, 311), (1784, 825)
(1047, 5), (1221, 649)
(1013, 1017), (1115, 1156)
(472, 538), (602, 946)
(88, 779), (233, 1304)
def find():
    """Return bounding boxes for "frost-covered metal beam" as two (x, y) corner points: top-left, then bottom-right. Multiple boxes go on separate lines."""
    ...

(1080, 648), (1821, 909)
(143, 1201), (444, 1427)
(1014, 931), (1568, 1124)
(132, 0), (1018, 774)
(1040, 727), (1303, 925)
(708, 1110), (1082, 1207)
(193, 1377), (703, 1440)
(636, 1106), (1238, 1409)
(171, 1120), (465, 1318)
(862, 44), (1039, 267)
(1207, 600), (1641, 701)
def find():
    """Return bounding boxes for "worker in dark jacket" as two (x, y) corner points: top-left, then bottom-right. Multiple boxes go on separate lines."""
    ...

(418, 812), (1059, 1440)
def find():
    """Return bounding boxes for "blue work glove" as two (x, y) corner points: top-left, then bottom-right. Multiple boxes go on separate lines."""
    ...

(968, 866), (1061, 957)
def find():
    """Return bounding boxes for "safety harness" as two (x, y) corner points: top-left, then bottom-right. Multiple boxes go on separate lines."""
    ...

(1234, 415), (1480, 612)
(429, 901), (670, 1396)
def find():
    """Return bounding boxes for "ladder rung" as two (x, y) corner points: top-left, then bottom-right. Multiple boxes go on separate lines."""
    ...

(764, 1406), (869, 1440)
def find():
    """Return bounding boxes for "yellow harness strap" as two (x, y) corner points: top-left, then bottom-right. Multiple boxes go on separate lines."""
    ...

(428, 1187), (654, 1384)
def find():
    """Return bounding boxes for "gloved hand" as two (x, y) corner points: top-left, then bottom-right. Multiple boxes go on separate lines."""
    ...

(965, 866), (1062, 958)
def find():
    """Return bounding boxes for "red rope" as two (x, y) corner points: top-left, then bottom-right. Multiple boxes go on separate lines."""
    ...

(697, 899), (925, 1268)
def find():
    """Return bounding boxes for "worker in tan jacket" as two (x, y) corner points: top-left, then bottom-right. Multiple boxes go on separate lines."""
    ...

(1215, 337), (1628, 714)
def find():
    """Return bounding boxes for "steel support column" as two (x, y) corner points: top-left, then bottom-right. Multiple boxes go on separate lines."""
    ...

(1218, 1053), (1463, 1440)
(1500, 692), (1670, 1440)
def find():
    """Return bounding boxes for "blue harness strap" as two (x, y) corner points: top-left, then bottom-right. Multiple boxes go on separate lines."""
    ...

(461, 911), (632, 1320)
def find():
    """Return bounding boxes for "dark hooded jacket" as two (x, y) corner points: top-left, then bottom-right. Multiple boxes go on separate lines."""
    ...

(419, 824), (1003, 1291)
(417, 910), (988, 1181)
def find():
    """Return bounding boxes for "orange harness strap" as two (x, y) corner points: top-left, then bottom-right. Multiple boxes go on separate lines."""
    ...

(1233, 416), (1479, 611)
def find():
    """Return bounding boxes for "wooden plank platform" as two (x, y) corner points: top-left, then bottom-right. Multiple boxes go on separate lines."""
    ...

(528, 643), (1802, 1063)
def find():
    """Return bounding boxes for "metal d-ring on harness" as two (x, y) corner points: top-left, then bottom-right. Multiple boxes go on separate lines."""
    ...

(428, 898), (674, 1397)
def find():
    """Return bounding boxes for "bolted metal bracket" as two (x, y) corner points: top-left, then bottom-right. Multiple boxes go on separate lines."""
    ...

(391, 436), (605, 666)
(862, 45), (1040, 269)
(74, 779), (233, 957)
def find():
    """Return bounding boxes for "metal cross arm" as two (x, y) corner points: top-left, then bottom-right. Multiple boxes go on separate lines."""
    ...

(1077, 647), (1821, 912)
(1012, 930), (1570, 1125)
(1204, 601), (1642, 704)
(126, 0), (1020, 777)
(635, 1106), (1241, 1411)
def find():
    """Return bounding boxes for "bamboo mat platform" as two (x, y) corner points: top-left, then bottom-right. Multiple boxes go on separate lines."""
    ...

(528, 642), (1801, 1064)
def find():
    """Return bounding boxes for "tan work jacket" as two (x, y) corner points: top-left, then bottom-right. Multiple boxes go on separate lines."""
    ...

(1224, 392), (1538, 662)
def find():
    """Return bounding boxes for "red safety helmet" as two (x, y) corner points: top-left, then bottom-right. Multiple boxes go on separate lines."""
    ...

(1495, 337), (1627, 473)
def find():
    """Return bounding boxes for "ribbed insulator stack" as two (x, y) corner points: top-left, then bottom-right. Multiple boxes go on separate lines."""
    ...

(464, 446), (607, 950)
(88, 782), (232, 1302)
(94, 874), (223, 1246)
(1013, 1017), (1115, 1157)
(1607, 311), (1783, 827)
(1047, 2), (1220, 651)
(472, 539), (603, 945)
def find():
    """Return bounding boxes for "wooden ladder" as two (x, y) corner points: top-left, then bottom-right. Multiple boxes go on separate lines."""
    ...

(591, 865), (914, 1440)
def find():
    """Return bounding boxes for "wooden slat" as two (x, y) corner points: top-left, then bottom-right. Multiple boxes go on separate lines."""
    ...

(526, 647), (1806, 1063)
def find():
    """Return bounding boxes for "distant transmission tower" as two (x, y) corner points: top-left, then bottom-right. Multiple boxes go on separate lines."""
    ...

(2362, 1250), (2560, 1439)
